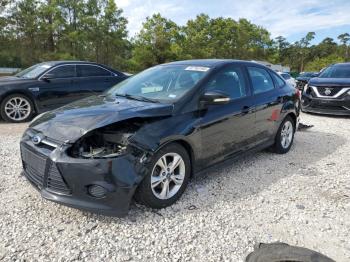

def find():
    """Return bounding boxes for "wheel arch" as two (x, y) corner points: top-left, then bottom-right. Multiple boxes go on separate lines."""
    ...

(156, 138), (196, 177)
(285, 112), (297, 130)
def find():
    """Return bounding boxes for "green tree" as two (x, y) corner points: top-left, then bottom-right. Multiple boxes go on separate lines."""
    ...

(131, 13), (181, 71)
(338, 33), (350, 61)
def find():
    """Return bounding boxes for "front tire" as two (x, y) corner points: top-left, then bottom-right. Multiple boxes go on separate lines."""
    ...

(272, 116), (295, 154)
(0, 94), (34, 123)
(135, 143), (191, 209)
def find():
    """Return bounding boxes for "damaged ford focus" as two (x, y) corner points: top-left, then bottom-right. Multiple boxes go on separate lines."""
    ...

(20, 59), (300, 216)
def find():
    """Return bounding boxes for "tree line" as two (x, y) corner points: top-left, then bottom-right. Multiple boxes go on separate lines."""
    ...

(1, 0), (349, 73)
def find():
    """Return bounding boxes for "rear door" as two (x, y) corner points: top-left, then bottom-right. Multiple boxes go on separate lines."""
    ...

(198, 64), (256, 166)
(247, 66), (283, 144)
(36, 64), (78, 110)
(75, 65), (123, 95)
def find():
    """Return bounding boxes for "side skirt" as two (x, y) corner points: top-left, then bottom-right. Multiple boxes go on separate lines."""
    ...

(193, 140), (275, 178)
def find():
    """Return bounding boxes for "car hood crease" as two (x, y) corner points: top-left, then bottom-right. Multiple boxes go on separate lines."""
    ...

(29, 95), (174, 143)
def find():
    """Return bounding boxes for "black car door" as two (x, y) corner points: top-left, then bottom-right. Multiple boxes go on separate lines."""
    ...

(35, 64), (78, 111)
(247, 66), (283, 144)
(198, 64), (256, 166)
(75, 65), (123, 95)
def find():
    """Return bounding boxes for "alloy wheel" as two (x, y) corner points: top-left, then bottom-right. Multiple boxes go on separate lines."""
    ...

(4, 97), (31, 121)
(280, 121), (294, 149)
(151, 152), (186, 200)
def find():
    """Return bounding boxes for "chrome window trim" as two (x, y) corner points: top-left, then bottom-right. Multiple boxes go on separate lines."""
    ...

(39, 63), (117, 80)
(310, 86), (350, 98)
(75, 64), (118, 77)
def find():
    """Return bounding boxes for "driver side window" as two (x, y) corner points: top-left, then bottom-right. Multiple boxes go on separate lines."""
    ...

(205, 66), (247, 100)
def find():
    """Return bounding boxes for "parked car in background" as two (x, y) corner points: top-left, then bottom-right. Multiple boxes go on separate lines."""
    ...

(20, 59), (300, 216)
(278, 72), (296, 88)
(296, 72), (319, 90)
(0, 61), (128, 122)
(302, 63), (350, 115)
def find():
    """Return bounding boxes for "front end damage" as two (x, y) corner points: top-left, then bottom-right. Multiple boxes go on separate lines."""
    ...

(20, 119), (156, 216)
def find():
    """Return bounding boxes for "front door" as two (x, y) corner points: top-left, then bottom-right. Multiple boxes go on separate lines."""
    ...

(36, 64), (78, 111)
(198, 64), (256, 166)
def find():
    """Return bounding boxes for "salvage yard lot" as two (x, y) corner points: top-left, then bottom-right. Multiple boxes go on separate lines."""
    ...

(0, 113), (349, 261)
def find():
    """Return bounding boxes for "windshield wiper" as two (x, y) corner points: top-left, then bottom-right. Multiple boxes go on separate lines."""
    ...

(115, 93), (159, 103)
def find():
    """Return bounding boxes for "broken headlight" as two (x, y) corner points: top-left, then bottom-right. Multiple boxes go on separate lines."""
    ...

(68, 123), (140, 159)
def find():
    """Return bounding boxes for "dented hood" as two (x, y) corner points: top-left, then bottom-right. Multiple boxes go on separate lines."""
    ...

(29, 95), (173, 143)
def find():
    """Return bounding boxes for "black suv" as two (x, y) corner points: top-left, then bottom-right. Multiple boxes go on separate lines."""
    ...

(0, 61), (128, 122)
(20, 59), (300, 216)
(302, 63), (350, 115)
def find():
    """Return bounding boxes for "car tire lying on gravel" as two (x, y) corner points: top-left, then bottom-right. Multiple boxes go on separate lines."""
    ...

(134, 143), (191, 209)
(245, 242), (335, 262)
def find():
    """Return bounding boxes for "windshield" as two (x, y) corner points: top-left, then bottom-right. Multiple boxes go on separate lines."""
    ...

(107, 65), (210, 103)
(16, 63), (52, 79)
(318, 65), (350, 78)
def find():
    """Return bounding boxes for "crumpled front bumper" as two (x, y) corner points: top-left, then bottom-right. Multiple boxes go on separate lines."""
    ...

(20, 136), (148, 217)
(302, 94), (350, 116)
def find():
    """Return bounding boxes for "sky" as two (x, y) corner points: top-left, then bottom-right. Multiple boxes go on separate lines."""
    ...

(116, 0), (350, 44)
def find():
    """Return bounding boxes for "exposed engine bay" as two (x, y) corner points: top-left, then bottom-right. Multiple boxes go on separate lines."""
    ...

(68, 121), (144, 159)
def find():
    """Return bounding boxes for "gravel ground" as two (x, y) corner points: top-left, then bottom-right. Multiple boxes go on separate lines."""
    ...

(0, 113), (349, 261)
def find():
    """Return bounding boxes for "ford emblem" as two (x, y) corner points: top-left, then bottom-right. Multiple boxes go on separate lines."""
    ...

(32, 134), (43, 145)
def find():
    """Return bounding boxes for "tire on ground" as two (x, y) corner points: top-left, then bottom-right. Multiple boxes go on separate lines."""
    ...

(245, 242), (335, 262)
(134, 142), (191, 209)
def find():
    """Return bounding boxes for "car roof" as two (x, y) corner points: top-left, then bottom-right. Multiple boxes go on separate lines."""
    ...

(37, 61), (123, 75)
(41, 61), (104, 66)
(162, 59), (266, 68)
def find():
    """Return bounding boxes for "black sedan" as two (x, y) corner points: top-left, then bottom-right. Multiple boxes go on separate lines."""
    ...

(20, 59), (300, 216)
(0, 61), (128, 122)
(302, 63), (350, 115)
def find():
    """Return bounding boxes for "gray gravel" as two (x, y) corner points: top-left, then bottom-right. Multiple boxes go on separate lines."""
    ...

(0, 113), (349, 261)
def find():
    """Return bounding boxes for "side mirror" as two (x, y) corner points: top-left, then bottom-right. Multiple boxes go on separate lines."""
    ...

(200, 91), (230, 106)
(41, 73), (54, 81)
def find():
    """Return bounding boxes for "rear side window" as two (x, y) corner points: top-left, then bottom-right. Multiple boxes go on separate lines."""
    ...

(248, 67), (275, 94)
(205, 65), (247, 100)
(77, 65), (112, 77)
(272, 73), (286, 88)
(48, 65), (76, 78)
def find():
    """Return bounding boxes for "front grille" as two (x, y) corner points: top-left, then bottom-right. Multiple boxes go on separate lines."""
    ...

(316, 86), (342, 96)
(21, 144), (71, 195)
(47, 163), (71, 195)
(21, 146), (47, 188)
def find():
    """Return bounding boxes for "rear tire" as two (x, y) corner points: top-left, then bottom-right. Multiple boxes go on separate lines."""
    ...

(134, 143), (191, 209)
(1, 94), (34, 123)
(272, 115), (295, 154)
